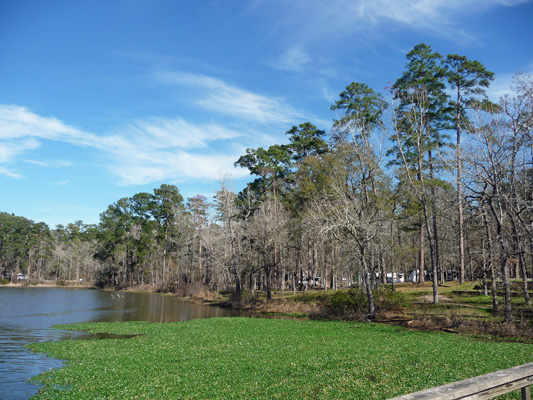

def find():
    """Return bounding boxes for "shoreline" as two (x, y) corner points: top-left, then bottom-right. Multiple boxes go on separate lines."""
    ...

(4, 280), (533, 342)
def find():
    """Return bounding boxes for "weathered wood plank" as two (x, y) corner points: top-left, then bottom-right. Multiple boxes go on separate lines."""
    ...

(388, 362), (533, 400)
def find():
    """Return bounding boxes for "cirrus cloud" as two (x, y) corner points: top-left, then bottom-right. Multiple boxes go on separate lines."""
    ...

(0, 104), (252, 184)
(153, 71), (309, 125)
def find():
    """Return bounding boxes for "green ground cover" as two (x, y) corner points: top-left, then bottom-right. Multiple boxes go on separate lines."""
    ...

(29, 318), (533, 399)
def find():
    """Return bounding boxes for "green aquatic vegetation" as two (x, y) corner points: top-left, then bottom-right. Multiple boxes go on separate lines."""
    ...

(29, 318), (533, 399)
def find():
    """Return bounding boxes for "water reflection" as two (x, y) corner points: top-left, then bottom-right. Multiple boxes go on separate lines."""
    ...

(0, 286), (244, 400)
(95, 291), (239, 323)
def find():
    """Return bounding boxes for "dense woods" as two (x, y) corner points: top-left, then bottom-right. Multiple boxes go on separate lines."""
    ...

(1, 43), (531, 321)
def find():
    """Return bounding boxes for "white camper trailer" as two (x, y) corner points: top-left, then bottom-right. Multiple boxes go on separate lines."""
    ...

(386, 273), (405, 283)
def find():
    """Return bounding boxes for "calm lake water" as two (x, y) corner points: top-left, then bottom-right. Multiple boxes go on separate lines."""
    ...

(0, 286), (244, 400)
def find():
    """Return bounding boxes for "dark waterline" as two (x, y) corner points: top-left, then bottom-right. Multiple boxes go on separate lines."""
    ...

(0, 286), (245, 400)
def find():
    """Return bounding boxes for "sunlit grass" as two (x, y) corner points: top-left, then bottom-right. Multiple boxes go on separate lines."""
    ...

(29, 318), (532, 399)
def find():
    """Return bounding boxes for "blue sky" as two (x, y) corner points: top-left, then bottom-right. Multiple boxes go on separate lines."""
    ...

(1, 0), (532, 228)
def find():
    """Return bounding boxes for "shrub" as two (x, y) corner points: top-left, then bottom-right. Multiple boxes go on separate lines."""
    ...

(444, 307), (465, 328)
(0, 278), (9, 285)
(377, 286), (408, 313)
(326, 287), (409, 320)
(56, 280), (66, 286)
(328, 289), (367, 318)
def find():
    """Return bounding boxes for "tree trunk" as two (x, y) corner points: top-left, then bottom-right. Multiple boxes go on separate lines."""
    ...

(419, 218), (425, 283)
(198, 236), (203, 283)
(264, 251), (272, 301)
(427, 146), (439, 303)
(519, 252), (531, 306)
(456, 86), (466, 284)
(481, 237), (489, 296)
(361, 245), (376, 320)
(482, 207), (499, 313)
(509, 215), (531, 305)
(489, 200), (512, 321)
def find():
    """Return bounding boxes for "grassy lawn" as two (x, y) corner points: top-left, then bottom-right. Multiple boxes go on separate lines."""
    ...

(235, 282), (531, 331)
(29, 318), (533, 399)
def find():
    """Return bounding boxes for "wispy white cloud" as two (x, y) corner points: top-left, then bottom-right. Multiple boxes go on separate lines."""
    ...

(0, 137), (40, 163)
(269, 46), (311, 72)
(0, 104), (251, 184)
(320, 81), (338, 105)
(154, 71), (308, 125)
(488, 73), (516, 100)
(0, 105), (100, 147)
(1, 65), (327, 184)
(254, 0), (532, 93)
(112, 150), (249, 186)
(486, 61), (533, 100)
(53, 179), (70, 186)
(0, 166), (22, 178)
(259, 0), (530, 46)
(493, 0), (532, 5)
(25, 159), (74, 167)
(126, 117), (244, 149)
(105, 118), (250, 185)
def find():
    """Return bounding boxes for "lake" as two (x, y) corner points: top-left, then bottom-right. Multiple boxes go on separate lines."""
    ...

(0, 286), (245, 400)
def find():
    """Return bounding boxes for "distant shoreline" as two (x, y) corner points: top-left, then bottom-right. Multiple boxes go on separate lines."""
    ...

(4, 280), (533, 342)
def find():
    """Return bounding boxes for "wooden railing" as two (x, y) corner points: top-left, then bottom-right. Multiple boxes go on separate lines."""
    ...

(389, 362), (533, 400)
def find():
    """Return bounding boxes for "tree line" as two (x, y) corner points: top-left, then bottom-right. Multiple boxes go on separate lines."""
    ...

(1, 43), (531, 321)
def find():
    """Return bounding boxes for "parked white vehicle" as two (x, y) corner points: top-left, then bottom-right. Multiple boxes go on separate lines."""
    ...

(386, 273), (404, 283)
(408, 270), (421, 283)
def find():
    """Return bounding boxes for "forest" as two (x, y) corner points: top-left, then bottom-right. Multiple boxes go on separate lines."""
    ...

(1, 43), (532, 322)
